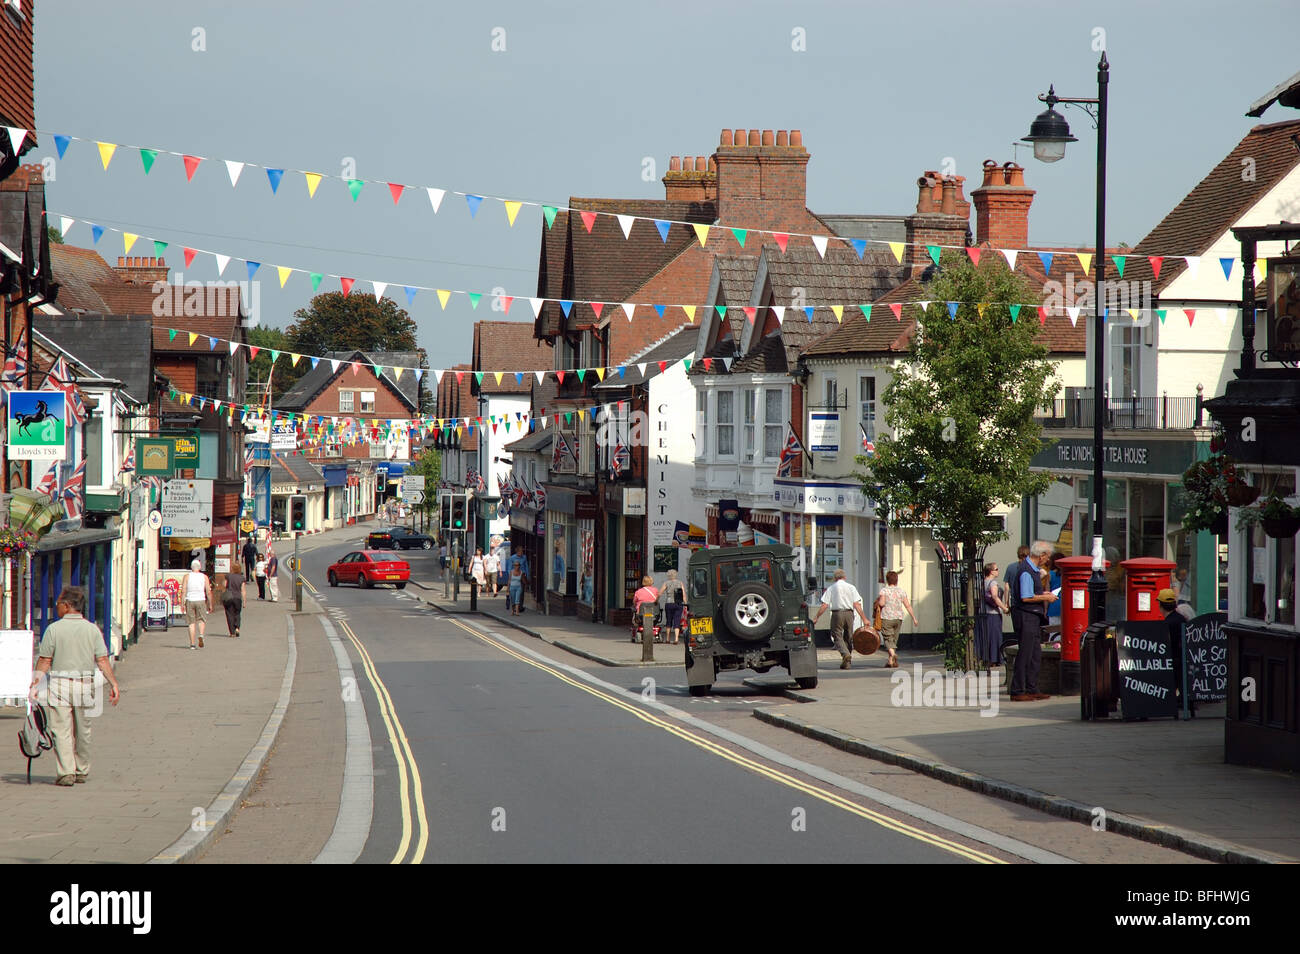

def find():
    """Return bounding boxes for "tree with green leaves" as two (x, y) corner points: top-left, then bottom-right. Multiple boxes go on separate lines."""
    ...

(246, 325), (300, 404)
(287, 292), (420, 356)
(407, 447), (442, 531)
(856, 257), (1059, 670)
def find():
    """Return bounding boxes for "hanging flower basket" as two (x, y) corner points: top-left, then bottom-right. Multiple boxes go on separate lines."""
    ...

(1262, 515), (1300, 539)
(0, 526), (36, 560)
(1226, 482), (1261, 507)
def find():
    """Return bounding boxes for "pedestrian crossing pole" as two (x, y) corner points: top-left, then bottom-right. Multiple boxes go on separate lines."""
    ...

(294, 531), (302, 612)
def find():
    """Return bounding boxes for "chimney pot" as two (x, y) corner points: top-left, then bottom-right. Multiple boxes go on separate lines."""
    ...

(761, 130), (774, 146)
(747, 129), (760, 146)
(940, 178), (957, 216)
(1004, 162), (1026, 187)
(117, 257), (126, 267)
(776, 130), (788, 146)
(980, 160), (1000, 188)
(669, 156), (681, 171)
(789, 130), (802, 147)
(720, 129), (733, 146)
(707, 157), (716, 172)
(695, 155), (706, 170)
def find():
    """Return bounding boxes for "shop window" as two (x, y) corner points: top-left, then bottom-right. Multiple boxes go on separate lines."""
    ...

(1275, 534), (1295, 627)
(1128, 480), (1166, 560)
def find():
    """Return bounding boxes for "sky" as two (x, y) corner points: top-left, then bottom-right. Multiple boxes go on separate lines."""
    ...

(33, 0), (1300, 369)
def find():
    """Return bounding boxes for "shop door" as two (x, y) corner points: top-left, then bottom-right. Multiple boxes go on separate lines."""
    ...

(606, 515), (622, 611)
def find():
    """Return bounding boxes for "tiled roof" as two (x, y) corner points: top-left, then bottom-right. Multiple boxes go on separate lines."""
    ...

(277, 349), (418, 412)
(504, 429), (553, 454)
(48, 244), (116, 313)
(730, 334), (788, 373)
(435, 363), (478, 452)
(34, 314), (154, 405)
(535, 198), (717, 338)
(271, 454), (324, 486)
(153, 315), (243, 353)
(594, 324), (695, 390)
(472, 320), (551, 393)
(1124, 118), (1300, 293)
(803, 247), (1087, 358)
(818, 214), (908, 244)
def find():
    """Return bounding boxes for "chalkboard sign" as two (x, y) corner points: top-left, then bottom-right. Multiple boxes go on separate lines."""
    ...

(1116, 620), (1179, 719)
(1183, 612), (1228, 704)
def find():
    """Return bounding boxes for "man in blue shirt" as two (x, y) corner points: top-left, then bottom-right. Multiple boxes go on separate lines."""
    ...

(1009, 542), (1058, 701)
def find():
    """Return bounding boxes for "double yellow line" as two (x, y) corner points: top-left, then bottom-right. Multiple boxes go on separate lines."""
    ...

(304, 576), (429, 864)
(444, 616), (1003, 864)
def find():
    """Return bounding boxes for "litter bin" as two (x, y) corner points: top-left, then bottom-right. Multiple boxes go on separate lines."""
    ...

(1079, 622), (1119, 720)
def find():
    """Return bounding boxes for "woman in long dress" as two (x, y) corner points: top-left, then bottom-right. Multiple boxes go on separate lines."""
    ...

(470, 548), (487, 588)
(976, 562), (1009, 670)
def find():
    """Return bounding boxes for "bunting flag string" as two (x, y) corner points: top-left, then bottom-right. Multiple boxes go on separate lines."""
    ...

(48, 212), (1250, 338)
(30, 129), (1249, 267)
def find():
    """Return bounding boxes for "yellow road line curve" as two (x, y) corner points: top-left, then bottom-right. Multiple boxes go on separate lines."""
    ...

(447, 616), (1003, 865)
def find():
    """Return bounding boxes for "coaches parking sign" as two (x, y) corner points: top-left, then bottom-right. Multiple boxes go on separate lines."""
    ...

(7, 391), (67, 460)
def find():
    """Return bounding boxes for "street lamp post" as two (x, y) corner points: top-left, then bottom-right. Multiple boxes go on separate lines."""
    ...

(1023, 52), (1110, 687)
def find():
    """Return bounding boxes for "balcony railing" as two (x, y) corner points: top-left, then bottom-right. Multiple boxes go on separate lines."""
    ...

(1034, 392), (1205, 430)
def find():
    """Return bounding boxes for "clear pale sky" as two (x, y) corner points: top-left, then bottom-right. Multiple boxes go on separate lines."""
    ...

(34, 0), (1300, 369)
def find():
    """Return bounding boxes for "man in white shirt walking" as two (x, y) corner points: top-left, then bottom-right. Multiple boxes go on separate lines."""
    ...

(812, 569), (871, 670)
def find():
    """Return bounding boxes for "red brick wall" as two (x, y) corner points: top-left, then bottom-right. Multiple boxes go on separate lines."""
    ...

(0, 0), (35, 132)
(303, 367), (414, 420)
(156, 357), (197, 394)
(971, 161), (1035, 249)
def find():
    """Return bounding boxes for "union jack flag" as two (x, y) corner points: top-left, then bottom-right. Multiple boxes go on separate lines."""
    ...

(119, 441), (135, 475)
(610, 440), (629, 478)
(552, 432), (572, 469)
(533, 480), (546, 511)
(513, 477), (528, 509)
(776, 423), (804, 478)
(2, 330), (28, 388)
(860, 423), (875, 457)
(61, 459), (86, 519)
(46, 355), (87, 424)
(35, 461), (59, 498)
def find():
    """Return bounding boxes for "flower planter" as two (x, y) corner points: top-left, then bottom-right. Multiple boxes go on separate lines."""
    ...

(1262, 515), (1300, 539)
(1226, 483), (1260, 507)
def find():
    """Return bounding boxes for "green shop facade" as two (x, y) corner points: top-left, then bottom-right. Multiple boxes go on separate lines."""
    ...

(1025, 431), (1220, 620)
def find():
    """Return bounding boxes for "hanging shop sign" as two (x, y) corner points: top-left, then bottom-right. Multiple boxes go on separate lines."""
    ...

(6, 391), (66, 460)
(808, 412), (840, 454)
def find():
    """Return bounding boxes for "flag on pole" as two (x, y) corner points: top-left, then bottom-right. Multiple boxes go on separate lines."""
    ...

(61, 459), (86, 518)
(552, 432), (572, 469)
(35, 461), (59, 497)
(776, 422), (804, 477)
(119, 441), (136, 475)
(2, 329), (28, 387)
(860, 423), (875, 457)
(610, 439), (629, 478)
(46, 355), (87, 423)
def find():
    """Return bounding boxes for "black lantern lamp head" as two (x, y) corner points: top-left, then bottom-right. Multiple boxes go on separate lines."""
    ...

(1022, 85), (1078, 163)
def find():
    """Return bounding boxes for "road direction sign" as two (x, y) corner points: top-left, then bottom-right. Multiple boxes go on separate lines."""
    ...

(405, 490), (425, 505)
(161, 478), (214, 537)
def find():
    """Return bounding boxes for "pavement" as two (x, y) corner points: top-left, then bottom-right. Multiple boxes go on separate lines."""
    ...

(410, 575), (1299, 864)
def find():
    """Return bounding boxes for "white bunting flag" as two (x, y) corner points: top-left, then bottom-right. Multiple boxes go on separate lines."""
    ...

(529, 298), (544, 318)
(214, 253), (230, 276)
(1217, 307), (1234, 325)
(59, 216), (74, 238)
(1183, 256), (1200, 279)
(225, 160), (244, 187)
(1066, 306), (1081, 326)
(1003, 249), (1018, 270)
(621, 302), (635, 322)
(812, 235), (829, 258)
(427, 188), (446, 213)
(229, 340), (239, 355)
(5, 127), (27, 154)
(372, 281), (387, 301)
(330, 359), (340, 373)
(535, 370), (545, 383)
(617, 215), (635, 239)
(771, 305), (785, 324)
(637, 363), (647, 379)
(433, 369), (444, 384)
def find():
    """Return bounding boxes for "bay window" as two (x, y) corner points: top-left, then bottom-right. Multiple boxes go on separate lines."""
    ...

(696, 390), (708, 459)
(743, 388), (757, 461)
(717, 390), (735, 457)
(763, 388), (784, 460)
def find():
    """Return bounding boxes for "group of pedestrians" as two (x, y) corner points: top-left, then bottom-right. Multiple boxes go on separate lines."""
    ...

(813, 569), (919, 670)
(977, 542), (1060, 701)
(468, 544), (532, 615)
(179, 536), (280, 650)
(631, 570), (688, 644)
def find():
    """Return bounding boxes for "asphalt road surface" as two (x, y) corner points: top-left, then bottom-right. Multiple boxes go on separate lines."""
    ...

(301, 538), (1015, 864)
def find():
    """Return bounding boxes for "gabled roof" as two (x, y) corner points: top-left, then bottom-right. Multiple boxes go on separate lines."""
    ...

(48, 244), (116, 313)
(34, 314), (154, 405)
(594, 324), (695, 390)
(803, 249), (1087, 359)
(535, 198), (717, 339)
(504, 429), (553, 454)
(1126, 119), (1300, 293)
(277, 349), (418, 412)
(472, 320), (551, 394)
(435, 363), (477, 452)
(271, 454), (324, 486)
(153, 315), (243, 353)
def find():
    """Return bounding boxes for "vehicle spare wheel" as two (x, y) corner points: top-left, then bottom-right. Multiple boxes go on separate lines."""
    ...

(722, 581), (779, 640)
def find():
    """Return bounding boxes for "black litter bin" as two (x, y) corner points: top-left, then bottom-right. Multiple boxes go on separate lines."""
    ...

(1079, 622), (1119, 720)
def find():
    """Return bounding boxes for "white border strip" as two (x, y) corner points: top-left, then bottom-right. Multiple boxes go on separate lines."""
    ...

(313, 616), (375, 864)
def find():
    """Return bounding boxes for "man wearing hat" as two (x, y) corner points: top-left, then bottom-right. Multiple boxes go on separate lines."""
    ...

(1158, 587), (1195, 716)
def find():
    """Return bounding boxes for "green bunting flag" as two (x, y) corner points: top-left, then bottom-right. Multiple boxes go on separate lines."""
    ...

(468, 293), (481, 310)
(564, 412), (572, 425)
(310, 273), (323, 291)
(1113, 255), (1126, 278)
(576, 369), (586, 383)
(542, 205), (558, 229)
(1157, 309), (1167, 324)
(474, 372), (484, 386)
(346, 179), (364, 201)
(1009, 304), (1021, 323)
(927, 245), (941, 266)
(715, 305), (726, 319)
(139, 148), (158, 174)
(859, 304), (871, 321)
(153, 240), (168, 257)
(731, 228), (747, 248)
(683, 358), (692, 372)
(168, 328), (177, 342)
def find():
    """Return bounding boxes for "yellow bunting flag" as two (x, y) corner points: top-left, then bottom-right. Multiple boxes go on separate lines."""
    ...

(188, 333), (198, 346)
(888, 242), (905, 263)
(693, 224), (710, 247)
(96, 141), (117, 170)
(1077, 252), (1092, 274)
(304, 172), (323, 197)
(504, 201), (522, 227)
(977, 303), (987, 318)
(123, 232), (138, 255)
(290, 353), (301, 366)
(682, 305), (696, 323)
(494, 371), (504, 386)
(392, 366), (403, 380)
(436, 289), (451, 310)
(1127, 308), (1140, 321)
(830, 305), (844, 323)
(595, 367), (605, 381)
(277, 266), (293, 288)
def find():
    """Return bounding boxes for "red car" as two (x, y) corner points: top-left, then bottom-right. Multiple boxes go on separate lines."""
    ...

(327, 550), (411, 589)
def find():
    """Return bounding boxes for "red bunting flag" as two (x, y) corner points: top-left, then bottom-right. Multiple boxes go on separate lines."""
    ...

(580, 211), (597, 233)
(889, 303), (902, 320)
(248, 346), (260, 360)
(501, 296), (513, 314)
(556, 370), (566, 384)
(703, 357), (713, 371)
(388, 183), (404, 204)
(1149, 256), (1163, 280)
(182, 155), (202, 181)
(340, 277), (354, 297)
(743, 307), (757, 322)
(773, 233), (789, 253)
(1038, 306), (1048, 326)
(1185, 308), (1196, 327)
(455, 370), (465, 384)
(966, 247), (981, 266)
(590, 302), (604, 319)
(351, 361), (361, 375)
(657, 361), (667, 373)
(183, 247), (197, 268)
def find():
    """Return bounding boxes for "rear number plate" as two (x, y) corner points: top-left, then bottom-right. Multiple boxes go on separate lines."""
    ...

(689, 617), (713, 636)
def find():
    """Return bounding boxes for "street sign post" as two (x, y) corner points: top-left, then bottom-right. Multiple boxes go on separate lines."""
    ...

(160, 479), (214, 538)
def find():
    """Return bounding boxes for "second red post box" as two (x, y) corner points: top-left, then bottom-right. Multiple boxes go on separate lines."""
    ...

(1121, 556), (1176, 622)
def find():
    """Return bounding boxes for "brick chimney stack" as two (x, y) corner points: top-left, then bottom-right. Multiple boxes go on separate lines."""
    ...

(905, 170), (970, 272)
(663, 154), (717, 202)
(711, 128), (810, 231)
(970, 160), (1035, 249)
(114, 256), (169, 286)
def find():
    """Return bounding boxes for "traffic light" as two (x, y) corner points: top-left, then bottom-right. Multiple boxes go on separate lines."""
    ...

(451, 494), (466, 530)
(440, 494), (452, 530)
(289, 494), (307, 533)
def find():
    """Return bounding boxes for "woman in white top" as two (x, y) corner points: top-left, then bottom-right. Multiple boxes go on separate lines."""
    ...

(470, 548), (487, 588)
(254, 554), (268, 600)
(483, 550), (500, 595)
(184, 559), (213, 650)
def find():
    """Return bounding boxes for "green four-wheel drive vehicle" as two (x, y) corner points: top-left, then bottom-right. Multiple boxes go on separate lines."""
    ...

(683, 544), (817, 696)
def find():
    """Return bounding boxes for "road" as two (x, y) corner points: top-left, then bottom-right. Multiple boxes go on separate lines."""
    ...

(297, 537), (1012, 863)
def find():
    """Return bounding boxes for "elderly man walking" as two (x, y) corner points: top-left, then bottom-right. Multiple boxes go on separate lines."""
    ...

(812, 569), (871, 670)
(30, 587), (120, 786)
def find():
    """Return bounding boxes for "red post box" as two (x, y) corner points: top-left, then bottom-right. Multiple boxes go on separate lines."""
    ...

(1056, 555), (1107, 664)
(1121, 557), (1176, 622)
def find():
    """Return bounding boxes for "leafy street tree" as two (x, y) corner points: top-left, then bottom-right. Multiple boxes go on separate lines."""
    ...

(856, 257), (1059, 671)
(287, 292), (420, 356)
(247, 325), (299, 404)
(407, 447), (442, 531)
